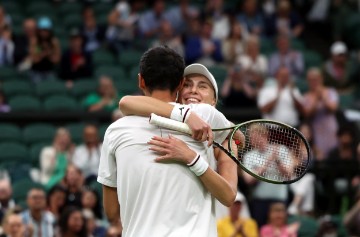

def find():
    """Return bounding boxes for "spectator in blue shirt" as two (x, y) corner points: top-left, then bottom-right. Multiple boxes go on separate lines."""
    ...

(138, 0), (165, 38)
(237, 0), (264, 36)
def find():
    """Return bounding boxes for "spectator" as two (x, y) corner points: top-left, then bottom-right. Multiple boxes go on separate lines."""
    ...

(322, 41), (357, 92)
(106, 0), (141, 52)
(268, 34), (304, 78)
(0, 6), (11, 29)
(21, 188), (56, 237)
(29, 17), (61, 83)
(260, 203), (299, 237)
(217, 192), (259, 237)
(236, 35), (268, 79)
(237, 0), (264, 36)
(72, 125), (102, 183)
(80, 6), (105, 53)
(164, 0), (198, 36)
(221, 64), (258, 108)
(0, 25), (14, 66)
(138, 0), (166, 38)
(83, 76), (121, 112)
(81, 188), (102, 220)
(46, 185), (66, 221)
(203, 0), (230, 40)
(316, 215), (340, 237)
(0, 179), (15, 223)
(298, 123), (322, 162)
(265, 0), (304, 38)
(82, 209), (106, 237)
(39, 128), (74, 190)
(59, 28), (93, 87)
(257, 66), (304, 127)
(1, 212), (29, 237)
(58, 206), (87, 237)
(185, 19), (223, 66)
(222, 21), (247, 65)
(328, 127), (358, 162)
(151, 20), (184, 57)
(63, 165), (84, 208)
(0, 91), (10, 113)
(344, 191), (360, 236)
(303, 68), (338, 160)
(13, 18), (36, 67)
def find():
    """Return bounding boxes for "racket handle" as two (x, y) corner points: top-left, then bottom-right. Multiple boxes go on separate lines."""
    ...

(149, 113), (193, 135)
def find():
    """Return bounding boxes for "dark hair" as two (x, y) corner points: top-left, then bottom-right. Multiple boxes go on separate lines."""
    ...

(46, 185), (66, 207)
(82, 187), (103, 219)
(59, 206), (87, 237)
(139, 46), (185, 93)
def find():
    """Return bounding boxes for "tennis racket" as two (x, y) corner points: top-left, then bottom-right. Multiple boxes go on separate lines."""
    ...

(149, 113), (311, 184)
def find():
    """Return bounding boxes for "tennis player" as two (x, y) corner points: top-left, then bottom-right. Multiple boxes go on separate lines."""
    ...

(98, 46), (236, 237)
(118, 63), (239, 207)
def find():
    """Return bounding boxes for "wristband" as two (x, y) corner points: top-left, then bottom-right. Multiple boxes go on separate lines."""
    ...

(187, 154), (209, 176)
(170, 104), (191, 123)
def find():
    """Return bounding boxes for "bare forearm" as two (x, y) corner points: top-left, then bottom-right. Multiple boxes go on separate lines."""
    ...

(119, 95), (173, 117)
(344, 202), (360, 227)
(103, 185), (120, 223)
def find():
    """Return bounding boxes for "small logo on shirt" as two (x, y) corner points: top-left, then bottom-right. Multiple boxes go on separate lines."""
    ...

(179, 107), (184, 115)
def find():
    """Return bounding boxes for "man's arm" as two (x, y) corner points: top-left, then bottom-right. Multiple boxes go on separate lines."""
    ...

(103, 185), (121, 228)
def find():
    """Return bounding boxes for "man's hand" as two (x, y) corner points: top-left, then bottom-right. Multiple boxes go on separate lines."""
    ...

(186, 113), (213, 146)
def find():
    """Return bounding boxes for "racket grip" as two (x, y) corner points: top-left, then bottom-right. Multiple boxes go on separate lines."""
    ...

(149, 113), (193, 135)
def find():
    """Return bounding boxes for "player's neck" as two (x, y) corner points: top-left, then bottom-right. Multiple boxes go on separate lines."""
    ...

(149, 90), (177, 103)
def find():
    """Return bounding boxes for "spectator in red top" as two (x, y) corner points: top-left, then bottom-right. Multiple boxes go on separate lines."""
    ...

(59, 28), (93, 88)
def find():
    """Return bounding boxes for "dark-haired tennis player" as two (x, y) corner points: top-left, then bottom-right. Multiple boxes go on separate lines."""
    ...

(97, 46), (235, 237)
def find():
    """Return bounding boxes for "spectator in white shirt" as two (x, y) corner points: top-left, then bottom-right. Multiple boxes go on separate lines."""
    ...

(72, 125), (101, 184)
(257, 66), (304, 127)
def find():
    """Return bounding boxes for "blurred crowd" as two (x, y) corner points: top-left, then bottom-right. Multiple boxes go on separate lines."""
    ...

(0, 0), (360, 236)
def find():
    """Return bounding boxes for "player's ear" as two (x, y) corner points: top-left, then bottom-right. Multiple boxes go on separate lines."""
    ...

(138, 73), (146, 90)
(176, 77), (185, 92)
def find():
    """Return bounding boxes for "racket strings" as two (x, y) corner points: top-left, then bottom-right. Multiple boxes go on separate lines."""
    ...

(235, 122), (309, 182)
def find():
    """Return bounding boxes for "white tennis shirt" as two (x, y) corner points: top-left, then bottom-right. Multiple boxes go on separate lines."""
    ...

(97, 103), (231, 237)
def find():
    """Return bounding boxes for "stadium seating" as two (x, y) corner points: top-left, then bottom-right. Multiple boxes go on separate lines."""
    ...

(43, 95), (78, 111)
(303, 50), (323, 70)
(8, 95), (42, 111)
(29, 142), (49, 168)
(71, 79), (98, 99)
(2, 80), (33, 97)
(95, 65), (127, 80)
(58, 2), (82, 15)
(35, 80), (67, 98)
(66, 122), (86, 144)
(118, 49), (143, 69)
(0, 123), (22, 143)
(12, 179), (44, 203)
(23, 123), (56, 145)
(63, 13), (82, 29)
(93, 49), (116, 66)
(0, 142), (28, 164)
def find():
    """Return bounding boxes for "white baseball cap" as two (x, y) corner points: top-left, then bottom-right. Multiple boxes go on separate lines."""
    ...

(184, 63), (218, 102)
(234, 192), (245, 203)
(331, 41), (347, 55)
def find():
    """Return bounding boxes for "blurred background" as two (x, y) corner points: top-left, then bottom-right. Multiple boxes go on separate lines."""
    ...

(0, 0), (360, 236)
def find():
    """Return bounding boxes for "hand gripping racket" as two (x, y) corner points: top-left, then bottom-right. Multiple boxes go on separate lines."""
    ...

(149, 113), (311, 184)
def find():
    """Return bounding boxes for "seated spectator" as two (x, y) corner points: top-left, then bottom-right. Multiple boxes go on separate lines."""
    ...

(265, 0), (304, 38)
(82, 209), (106, 237)
(164, 0), (198, 36)
(13, 18), (36, 67)
(59, 28), (93, 88)
(0, 6), (11, 29)
(80, 6), (105, 53)
(298, 123), (322, 161)
(222, 21), (247, 65)
(58, 206), (87, 237)
(81, 188), (102, 220)
(1, 212), (29, 237)
(328, 127), (358, 162)
(344, 191), (360, 236)
(322, 41), (357, 92)
(0, 179), (15, 223)
(237, 0), (264, 36)
(0, 91), (10, 113)
(46, 185), (66, 221)
(257, 67), (304, 127)
(83, 76), (121, 112)
(39, 128), (74, 190)
(138, 0), (166, 38)
(268, 34), (304, 78)
(151, 20), (184, 57)
(303, 68), (338, 160)
(72, 125), (102, 183)
(29, 17), (61, 83)
(106, 0), (141, 52)
(260, 203), (299, 237)
(62, 165), (84, 208)
(203, 0), (230, 40)
(21, 188), (56, 237)
(0, 25), (14, 66)
(316, 215), (340, 237)
(185, 19), (223, 66)
(237, 35), (268, 79)
(217, 192), (259, 237)
(221, 64), (258, 108)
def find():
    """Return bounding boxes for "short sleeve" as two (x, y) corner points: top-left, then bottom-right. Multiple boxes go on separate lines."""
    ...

(188, 103), (232, 144)
(97, 129), (117, 188)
